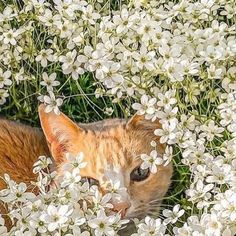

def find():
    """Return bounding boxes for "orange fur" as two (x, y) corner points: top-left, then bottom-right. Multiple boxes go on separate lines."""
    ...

(0, 119), (50, 189)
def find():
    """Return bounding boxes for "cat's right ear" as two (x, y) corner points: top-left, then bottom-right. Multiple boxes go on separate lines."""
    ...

(38, 104), (83, 163)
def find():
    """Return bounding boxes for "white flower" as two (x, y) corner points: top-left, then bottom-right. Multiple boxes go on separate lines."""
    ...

(220, 4), (236, 19)
(40, 72), (60, 91)
(163, 145), (173, 166)
(98, 62), (123, 88)
(88, 209), (115, 236)
(15, 67), (26, 84)
(163, 58), (184, 82)
(156, 106), (178, 122)
(54, 19), (73, 38)
(41, 205), (72, 232)
(159, 44), (181, 60)
(141, 150), (163, 173)
(163, 204), (185, 224)
(113, 8), (133, 34)
(0, 182), (35, 203)
(1, 28), (19, 45)
(199, 45), (224, 62)
(33, 156), (52, 174)
(0, 6), (17, 22)
(181, 60), (199, 76)
(154, 120), (178, 144)
(104, 178), (129, 206)
(207, 64), (223, 79)
(179, 114), (199, 131)
(63, 152), (87, 172)
(186, 180), (214, 209)
(0, 216), (7, 235)
(60, 52), (86, 79)
(59, 49), (77, 70)
(38, 9), (54, 27)
(206, 163), (232, 185)
(0, 89), (9, 105)
(29, 214), (47, 234)
(0, 69), (11, 88)
(136, 19), (159, 41)
(173, 223), (193, 236)
(104, 107), (114, 116)
(135, 216), (166, 236)
(132, 95), (157, 117)
(215, 190), (236, 222)
(36, 49), (55, 67)
(61, 169), (82, 188)
(81, 5), (100, 25)
(132, 46), (156, 70)
(42, 91), (63, 115)
(68, 61), (85, 80)
(203, 213), (223, 236)
(200, 120), (224, 141)
(91, 189), (113, 209)
(157, 90), (177, 109)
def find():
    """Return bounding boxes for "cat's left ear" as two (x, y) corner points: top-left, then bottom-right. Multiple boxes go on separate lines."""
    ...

(38, 104), (83, 163)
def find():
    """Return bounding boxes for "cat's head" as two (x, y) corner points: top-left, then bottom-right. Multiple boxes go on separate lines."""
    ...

(38, 104), (172, 219)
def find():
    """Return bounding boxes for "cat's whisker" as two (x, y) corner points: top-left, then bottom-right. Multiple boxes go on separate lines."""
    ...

(130, 207), (147, 217)
(149, 204), (161, 208)
(132, 208), (146, 214)
(148, 203), (160, 208)
(159, 205), (173, 211)
(149, 198), (162, 204)
(159, 203), (174, 208)
(133, 154), (141, 161)
(149, 205), (161, 209)
(146, 210), (163, 219)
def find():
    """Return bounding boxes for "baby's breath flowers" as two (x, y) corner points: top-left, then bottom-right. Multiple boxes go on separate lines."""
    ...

(0, 153), (129, 235)
(0, 0), (236, 235)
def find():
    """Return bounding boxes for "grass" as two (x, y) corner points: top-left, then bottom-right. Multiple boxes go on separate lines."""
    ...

(0, 72), (129, 125)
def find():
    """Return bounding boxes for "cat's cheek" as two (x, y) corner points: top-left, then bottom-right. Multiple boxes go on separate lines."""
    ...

(126, 164), (172, 218)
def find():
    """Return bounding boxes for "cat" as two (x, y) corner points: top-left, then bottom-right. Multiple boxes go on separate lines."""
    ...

(0, 104), (172, 228)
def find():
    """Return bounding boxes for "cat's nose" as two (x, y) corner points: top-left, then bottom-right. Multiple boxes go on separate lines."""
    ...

(113, 201), (130, 219)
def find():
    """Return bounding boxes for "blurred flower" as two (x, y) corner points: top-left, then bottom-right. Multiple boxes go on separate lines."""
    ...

(0, 69), (11, 88)
(42, 91), (63, 115)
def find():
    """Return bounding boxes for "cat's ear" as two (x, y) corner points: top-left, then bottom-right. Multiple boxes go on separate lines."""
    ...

(126, 114), (161, 130)
(38, 104), (83, 163)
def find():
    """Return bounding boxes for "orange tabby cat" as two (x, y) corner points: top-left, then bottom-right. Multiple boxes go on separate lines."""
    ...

(0, 104), (172, 221)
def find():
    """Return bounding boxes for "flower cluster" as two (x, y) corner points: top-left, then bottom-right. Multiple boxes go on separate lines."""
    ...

(0, 154), (130, 235)
(0, 0), (236, 235)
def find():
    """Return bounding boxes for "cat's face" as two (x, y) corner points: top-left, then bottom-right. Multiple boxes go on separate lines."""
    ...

(39, 105), (172, 219)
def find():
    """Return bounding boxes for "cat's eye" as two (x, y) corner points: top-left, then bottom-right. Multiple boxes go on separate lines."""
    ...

(130, 166), (150, 182)
(81, 177), (99, 187)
